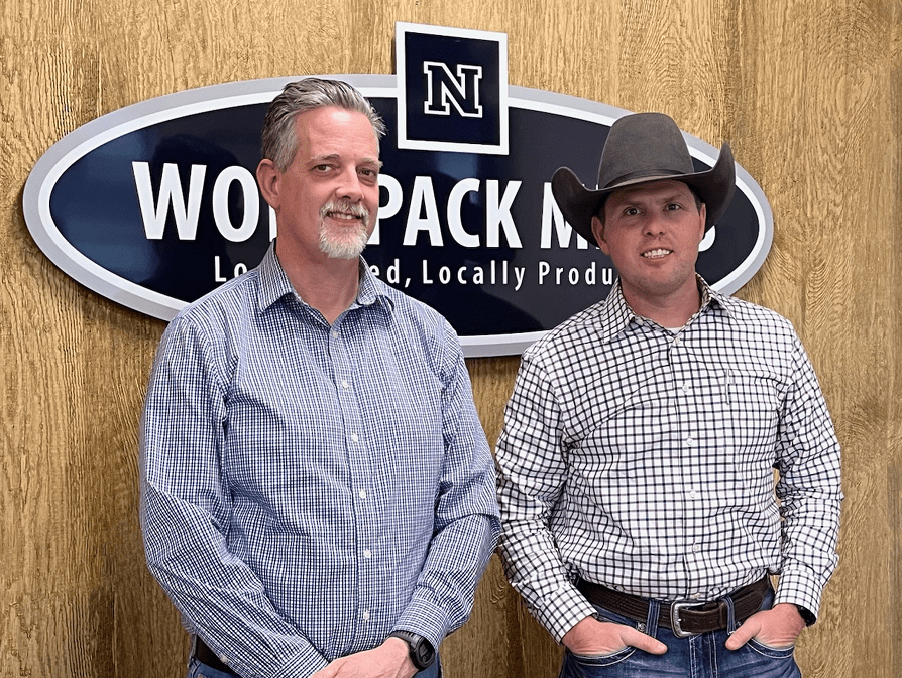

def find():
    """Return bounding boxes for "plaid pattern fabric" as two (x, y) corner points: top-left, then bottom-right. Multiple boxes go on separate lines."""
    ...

(141, 244), (499, 678)
(495, 278), (841, 642)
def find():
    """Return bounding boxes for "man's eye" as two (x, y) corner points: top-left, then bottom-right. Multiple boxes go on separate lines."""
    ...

(666, 203), (682, 210)
(624, 207), (640, 216)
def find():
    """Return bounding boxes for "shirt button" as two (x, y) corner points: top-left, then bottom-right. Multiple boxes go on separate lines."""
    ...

(341, 379), (350, 389)
(362, 610), (370, 621)
(688, 489), (699, 500)
(691, 543), (700, 553)
(363, 549), (372, 559)
(681, 382), (690, 393)
(359, 489), (366, 499)
(351, 434), (359, 443)
(673, 336), (682, 345)
(685, 437), (695, 446)
(332, 330), (340, 338)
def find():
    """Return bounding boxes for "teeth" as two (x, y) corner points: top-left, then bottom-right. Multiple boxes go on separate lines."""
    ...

(643, 249), (671, 258)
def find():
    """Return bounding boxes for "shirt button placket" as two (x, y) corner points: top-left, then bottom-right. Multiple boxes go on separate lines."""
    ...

(332, 317), (377, 641)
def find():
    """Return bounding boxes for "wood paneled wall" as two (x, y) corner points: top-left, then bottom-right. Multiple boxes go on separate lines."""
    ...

(1, 0), (899, 675)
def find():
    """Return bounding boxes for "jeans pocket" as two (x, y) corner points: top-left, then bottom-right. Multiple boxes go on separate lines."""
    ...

(567, 646), (637, 666)
(187, 658), (240, 678)
(748, 638), (796, 658)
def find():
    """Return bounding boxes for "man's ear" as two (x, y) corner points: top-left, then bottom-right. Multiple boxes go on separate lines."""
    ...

(591, 215), (608, 254)
(697, 203), (707, 241)
(256, 159), (281, 209)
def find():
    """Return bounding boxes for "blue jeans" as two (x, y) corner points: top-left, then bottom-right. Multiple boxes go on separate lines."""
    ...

(558, 588), (801, 678)
(187, 652), (442, 678)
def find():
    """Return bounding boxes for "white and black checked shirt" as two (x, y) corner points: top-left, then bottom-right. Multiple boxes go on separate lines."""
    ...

(496, 278), (841, 642)
(140, 244), (499, 678)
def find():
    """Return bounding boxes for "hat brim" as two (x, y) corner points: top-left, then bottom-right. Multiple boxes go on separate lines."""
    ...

(551, 143), (736, 247)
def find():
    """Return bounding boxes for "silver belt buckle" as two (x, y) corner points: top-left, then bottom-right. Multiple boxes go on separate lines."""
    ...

(670, 601), (699, 638)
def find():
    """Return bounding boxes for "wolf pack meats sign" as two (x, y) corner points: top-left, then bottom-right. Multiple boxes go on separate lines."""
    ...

(23, 23), (772, 357)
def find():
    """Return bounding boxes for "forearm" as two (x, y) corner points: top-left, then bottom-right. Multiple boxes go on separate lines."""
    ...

(142, 484), (329, 678)
(773, 338), (842, 621)
(775, 492), (841, 621)
(393, 511), (498, 647)
(497, 513), (596, 642)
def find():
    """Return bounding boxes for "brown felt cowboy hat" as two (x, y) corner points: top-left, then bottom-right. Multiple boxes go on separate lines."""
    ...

(551, 112), (736, 247)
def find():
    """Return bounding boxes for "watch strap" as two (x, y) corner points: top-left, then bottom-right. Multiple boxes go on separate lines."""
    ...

(387, 630), (435, 670)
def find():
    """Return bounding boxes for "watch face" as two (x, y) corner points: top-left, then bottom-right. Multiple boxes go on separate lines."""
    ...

(390, 631), (435, 669)
(415, 640), (435, 668)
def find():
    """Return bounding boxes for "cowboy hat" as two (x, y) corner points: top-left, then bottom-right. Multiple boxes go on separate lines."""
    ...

(551, 112), (736, 247)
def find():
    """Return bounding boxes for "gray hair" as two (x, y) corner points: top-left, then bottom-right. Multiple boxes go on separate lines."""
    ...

(261, 78), (386, 171)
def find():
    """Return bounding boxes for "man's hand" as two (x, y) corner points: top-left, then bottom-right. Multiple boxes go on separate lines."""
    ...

(562, 615), (668, 657)
(310, 637), (417, 678)
(724, 603), (806, 651)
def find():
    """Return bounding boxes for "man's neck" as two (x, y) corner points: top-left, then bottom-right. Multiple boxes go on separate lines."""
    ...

(275, 241), (361, 325)
(621, 280), (702, 329)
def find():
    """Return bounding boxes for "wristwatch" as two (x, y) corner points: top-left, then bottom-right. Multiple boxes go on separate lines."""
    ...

(388, 630), (436, 670)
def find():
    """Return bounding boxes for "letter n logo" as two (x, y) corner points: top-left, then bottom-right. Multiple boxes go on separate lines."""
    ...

(396, 22), (508, 154)
(423, 63), (483, 117)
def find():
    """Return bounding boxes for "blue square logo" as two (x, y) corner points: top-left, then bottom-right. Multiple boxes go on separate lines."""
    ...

(396, 22), (509, 155)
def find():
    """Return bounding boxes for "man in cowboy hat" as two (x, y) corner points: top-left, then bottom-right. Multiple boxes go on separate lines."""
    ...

(495, 112), (841, 677)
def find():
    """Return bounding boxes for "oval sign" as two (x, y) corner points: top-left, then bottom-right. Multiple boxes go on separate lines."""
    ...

(23, 74), (772, 357)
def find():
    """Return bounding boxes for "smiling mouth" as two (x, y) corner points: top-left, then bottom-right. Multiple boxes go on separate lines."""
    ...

(321, 200), (369, 225)
(642, 248), (673, 259)
(326, 211), (361, 221)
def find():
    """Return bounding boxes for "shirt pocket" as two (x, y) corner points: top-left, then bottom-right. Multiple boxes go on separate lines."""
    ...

(723, 370), (783, 467)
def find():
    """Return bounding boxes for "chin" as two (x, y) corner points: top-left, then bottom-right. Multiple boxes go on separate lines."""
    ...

(320, 238), (367, 260)
(319, 224), (369, 260)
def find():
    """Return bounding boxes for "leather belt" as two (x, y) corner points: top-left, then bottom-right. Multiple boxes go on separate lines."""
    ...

(576, 577), (771, 638)
(194, 637), (238, 675)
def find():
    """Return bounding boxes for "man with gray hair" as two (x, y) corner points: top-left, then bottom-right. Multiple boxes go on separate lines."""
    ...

(141, 78), (499, 678)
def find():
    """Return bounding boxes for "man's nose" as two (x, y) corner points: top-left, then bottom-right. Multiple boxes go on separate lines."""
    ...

(645, 214), (666, 236)
(336, 167), (364, 201)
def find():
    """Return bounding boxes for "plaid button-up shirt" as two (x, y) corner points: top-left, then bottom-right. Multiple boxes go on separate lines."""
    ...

(141, 244), (499, 678)
(496, 278), (841, 642)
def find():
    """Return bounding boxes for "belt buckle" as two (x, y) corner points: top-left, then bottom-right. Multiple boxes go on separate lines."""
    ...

(670, 601), (699, 638)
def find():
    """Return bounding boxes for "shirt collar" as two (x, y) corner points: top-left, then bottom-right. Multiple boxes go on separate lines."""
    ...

(256, 242), (394, 314)
(354, 258), (395, 313)
(597, 274), (735, 342)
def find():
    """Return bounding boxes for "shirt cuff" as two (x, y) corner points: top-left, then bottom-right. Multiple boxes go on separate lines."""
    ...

(773, 568), (823, 625)
(214, 639), (327, 678)
(531, 581), (598, 644)
(392, 597), (451, 654)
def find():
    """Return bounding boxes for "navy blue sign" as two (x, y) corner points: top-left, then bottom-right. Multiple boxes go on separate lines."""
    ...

(23, 23), (772, 357)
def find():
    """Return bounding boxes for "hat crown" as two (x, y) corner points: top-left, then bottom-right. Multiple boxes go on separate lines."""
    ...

(597, 113), (694, 189)
(549, 111), (735, 247)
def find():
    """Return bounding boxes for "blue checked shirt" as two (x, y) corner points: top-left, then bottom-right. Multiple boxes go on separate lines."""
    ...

(495, 278), (842, 642)
(140, 244), (500, 678)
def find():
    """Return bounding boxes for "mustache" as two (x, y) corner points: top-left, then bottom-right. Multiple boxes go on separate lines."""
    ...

(320, 200), (370, 224)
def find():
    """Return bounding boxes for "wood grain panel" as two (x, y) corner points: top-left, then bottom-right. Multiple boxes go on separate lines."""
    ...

(1, 0), (900, 675)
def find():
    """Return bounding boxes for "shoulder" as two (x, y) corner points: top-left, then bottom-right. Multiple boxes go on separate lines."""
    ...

(375, 277), (456, 340)
(162, 270), (262, 348)
(371, 279), (464, 379)
(716, 293), (798, 337)
(523, 299), (608, 364)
